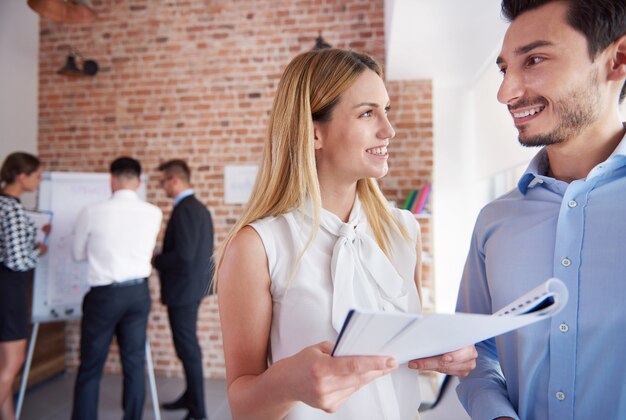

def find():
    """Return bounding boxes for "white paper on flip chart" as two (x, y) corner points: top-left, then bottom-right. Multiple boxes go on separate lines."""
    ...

(332, 278), (568, 364)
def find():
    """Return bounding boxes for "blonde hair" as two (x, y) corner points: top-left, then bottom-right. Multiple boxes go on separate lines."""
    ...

(214, 48), (410, 288)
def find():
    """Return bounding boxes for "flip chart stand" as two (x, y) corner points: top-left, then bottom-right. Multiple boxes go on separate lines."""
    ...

(15, 325), (161, 420)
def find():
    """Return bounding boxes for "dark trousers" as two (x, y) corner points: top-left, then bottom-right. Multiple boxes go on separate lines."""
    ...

(71, 281), (151, 420)
(168, 302), (206, 418)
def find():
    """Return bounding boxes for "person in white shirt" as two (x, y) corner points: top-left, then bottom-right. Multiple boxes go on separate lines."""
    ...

(215, 48), (477, 420)
(70, 157), (162, 420)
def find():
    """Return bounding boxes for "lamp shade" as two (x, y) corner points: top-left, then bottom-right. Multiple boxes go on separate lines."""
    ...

(312, 32), (332, 50)
(27, 0), (97, 24)
(57, 55), (84, 77)
(82, 59), (99, 76)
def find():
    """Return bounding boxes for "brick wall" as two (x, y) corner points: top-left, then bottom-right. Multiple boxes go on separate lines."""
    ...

(37, 0), (432, 378)
(384, 80), (434, 308)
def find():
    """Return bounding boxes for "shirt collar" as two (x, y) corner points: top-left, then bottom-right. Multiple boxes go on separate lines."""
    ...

(300, 194), (410, 332)
(112, 189), (139, 199)
(518, 128), (626, 195)
(174, 189), (194, 206)
(517, 148), (550, 195)
(0, 193), (20, 203)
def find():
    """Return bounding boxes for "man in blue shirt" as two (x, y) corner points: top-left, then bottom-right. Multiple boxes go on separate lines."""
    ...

(456, 1), (626, 419)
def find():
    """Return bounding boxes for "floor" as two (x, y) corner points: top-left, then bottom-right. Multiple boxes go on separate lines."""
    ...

(18, 372), (469, 420)
(19, 372), (231, 420)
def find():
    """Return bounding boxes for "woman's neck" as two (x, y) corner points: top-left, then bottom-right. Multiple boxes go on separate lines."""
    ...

(319, 182), (357, 223)
(1, 183), (23, 198)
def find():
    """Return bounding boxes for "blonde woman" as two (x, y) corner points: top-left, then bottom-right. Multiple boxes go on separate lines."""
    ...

(216, 49), (476, 419)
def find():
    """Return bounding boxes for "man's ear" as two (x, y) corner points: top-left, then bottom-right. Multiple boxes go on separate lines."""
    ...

(607, 34), (626, 82)
(312, 122), (324, 150)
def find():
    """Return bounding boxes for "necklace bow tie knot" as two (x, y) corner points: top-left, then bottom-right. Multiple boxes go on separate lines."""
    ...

(304, 197), (409, 332)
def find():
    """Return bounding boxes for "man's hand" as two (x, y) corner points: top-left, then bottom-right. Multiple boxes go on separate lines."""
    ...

(407, 345), (477, 377)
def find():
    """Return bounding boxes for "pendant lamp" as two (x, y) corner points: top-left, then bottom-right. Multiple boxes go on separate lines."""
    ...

(27, 0), (97, 24)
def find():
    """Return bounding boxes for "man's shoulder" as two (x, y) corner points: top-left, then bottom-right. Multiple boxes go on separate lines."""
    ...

(87, 196), (161, 215)
(480, 187), (523, 215)
(135, 199), (162, 214)
(178, 194), (210, 213)
(472, 187), (525, 235)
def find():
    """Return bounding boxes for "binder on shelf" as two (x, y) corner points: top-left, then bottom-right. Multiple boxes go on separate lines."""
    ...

(402, 189), (418, 211)
(332, 278), (568, 363)
(414, 183), (431, 214)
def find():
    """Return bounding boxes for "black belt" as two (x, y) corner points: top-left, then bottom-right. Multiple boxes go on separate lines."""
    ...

(93, 278), (147, 289)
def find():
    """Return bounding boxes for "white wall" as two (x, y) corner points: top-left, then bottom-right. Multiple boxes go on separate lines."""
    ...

(473, 56), (537, 181)
(0, 1), (39, 207)
(432, 52), (535, 313)
(432, 54), (626, 313)
(0, 1), (39, 159)
(432, 83), (483, 313)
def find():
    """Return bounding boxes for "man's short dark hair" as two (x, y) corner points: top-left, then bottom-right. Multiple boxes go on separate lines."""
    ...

(157, 159), (191, 184)
(110, 157), (141, 179)
(501, 0), (626, 102)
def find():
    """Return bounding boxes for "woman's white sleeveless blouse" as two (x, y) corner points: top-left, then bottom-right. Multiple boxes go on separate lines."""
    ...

(250, 198), (422, 419)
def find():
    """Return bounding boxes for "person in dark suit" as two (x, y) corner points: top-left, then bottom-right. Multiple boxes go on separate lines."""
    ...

(153, 159), (213, 420)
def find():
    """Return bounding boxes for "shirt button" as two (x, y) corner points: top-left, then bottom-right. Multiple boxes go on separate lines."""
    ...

(556, 391), (566, 401)
(568, 200), (577, 208)
(559, 323), (569, 333)
(561, 258), (571, 267)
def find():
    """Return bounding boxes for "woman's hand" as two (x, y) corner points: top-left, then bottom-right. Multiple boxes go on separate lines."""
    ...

(279, 341), (398, 413)
(407, 345), (477, 377)
(41, 223), (51, 235)
(36, 243), (48, 256)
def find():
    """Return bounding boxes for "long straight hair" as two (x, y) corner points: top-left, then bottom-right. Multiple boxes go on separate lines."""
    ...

(214, 49), (410, 288)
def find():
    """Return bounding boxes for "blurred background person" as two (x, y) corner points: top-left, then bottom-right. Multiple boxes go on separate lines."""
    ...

(154, 159), (214, 420)
(0, 152), (49, 420)
(70, 157), (162, 420)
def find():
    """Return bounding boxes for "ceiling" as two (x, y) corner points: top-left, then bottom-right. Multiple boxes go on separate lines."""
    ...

(385, 0), (509, 87)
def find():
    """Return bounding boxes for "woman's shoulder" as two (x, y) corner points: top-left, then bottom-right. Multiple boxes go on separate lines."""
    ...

(248, 210), (299, 240)
(229, 225), (266, 257)
(248, 214), (279, 229)
(389, 206), (419, 229)
(0, 194), (22, 215)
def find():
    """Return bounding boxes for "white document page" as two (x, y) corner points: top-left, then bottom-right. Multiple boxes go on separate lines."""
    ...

(333, 278), (568, 363)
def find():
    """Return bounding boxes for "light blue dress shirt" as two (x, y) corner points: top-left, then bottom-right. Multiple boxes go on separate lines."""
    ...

(456, 134), (626, 420)
(173, 188), (194, 206)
